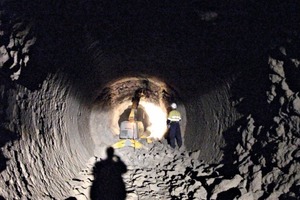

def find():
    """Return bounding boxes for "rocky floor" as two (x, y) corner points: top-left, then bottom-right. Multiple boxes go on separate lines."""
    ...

(68, 140), (240, 200)
(69, 134), (300, 200)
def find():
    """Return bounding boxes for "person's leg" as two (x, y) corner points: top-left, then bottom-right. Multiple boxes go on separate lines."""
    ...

(175, 123), (182, 148)
(169, 124), (176, 148)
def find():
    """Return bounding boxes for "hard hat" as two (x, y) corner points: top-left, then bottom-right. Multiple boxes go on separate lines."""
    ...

(171, 103), (177, 109)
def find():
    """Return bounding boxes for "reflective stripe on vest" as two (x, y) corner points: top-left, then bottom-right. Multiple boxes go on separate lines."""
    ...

(168, 110), (181, 122)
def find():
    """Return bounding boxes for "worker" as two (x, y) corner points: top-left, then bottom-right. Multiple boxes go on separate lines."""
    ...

(167, 103), (182, 149)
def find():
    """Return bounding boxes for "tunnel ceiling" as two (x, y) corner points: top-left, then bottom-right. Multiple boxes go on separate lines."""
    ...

(3, 0), (299, 90)
(96, 78), (168, 107)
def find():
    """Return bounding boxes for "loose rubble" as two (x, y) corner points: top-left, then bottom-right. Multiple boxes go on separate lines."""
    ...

(70, 141), (223, 200)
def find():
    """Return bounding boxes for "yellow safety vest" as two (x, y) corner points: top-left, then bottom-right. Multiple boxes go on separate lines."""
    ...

(168, 110), (181, 122)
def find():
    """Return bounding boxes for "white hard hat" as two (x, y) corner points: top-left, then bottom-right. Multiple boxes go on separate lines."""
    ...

(171, 103), (177, 109)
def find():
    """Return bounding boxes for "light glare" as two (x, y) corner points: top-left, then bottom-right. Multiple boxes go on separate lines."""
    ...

(140, 101), (168, 140)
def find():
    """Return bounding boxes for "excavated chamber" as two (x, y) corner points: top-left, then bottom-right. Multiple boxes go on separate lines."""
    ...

(89, 77), (187, 157)
(1, 0), (289, 199)
(0, 59), (239, 200)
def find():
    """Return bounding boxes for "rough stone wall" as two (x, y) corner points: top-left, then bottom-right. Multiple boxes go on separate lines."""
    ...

(0, 7), (36, 81)
(0, 7), (93, 199)
(223, 36), (300, 199)
(184, 81), (241, 163)
(0, 73), (92, 199)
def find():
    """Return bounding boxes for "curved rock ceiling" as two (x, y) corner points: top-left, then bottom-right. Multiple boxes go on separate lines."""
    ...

(0, 0), (299, 199)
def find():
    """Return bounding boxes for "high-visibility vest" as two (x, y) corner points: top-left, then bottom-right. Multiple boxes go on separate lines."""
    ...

(168, 110), (181, 122)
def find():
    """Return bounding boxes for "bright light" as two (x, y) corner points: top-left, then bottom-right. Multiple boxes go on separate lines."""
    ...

(140, 101), (168, 140)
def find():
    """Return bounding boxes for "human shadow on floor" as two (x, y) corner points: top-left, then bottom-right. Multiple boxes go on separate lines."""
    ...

(90, 147), (127, 200)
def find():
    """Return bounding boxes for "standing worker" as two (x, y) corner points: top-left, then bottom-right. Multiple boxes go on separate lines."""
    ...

(167, 103), (182, 149)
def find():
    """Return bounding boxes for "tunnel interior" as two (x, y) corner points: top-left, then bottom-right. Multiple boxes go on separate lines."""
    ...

(0, 0), (300, 199)
(89, 77), (187, 157)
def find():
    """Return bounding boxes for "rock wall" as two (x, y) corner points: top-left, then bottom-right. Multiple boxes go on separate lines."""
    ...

(0, 7), (36, 81)
(184, 80), (240, 163)
(0, 73), (94, 199)
(221, 35), (300, 199)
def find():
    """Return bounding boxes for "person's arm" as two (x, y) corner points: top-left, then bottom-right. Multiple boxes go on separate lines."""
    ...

(166, 119), (171, 128)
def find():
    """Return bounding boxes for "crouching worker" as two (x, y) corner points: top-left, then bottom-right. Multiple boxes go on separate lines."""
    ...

(167, 103), (182, 149)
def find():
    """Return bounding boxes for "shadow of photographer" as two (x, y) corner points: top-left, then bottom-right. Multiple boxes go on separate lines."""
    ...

(90, 146), (127, 200)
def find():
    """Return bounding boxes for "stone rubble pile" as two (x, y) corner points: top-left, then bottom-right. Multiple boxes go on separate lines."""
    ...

(70, 141), (247, 200)
(119, 142), (212, 200)
(228, 41), (300, 199)
(228, 115), (300, 200)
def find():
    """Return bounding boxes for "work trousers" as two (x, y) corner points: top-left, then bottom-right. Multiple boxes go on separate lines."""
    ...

(169, 122), (182, 148)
